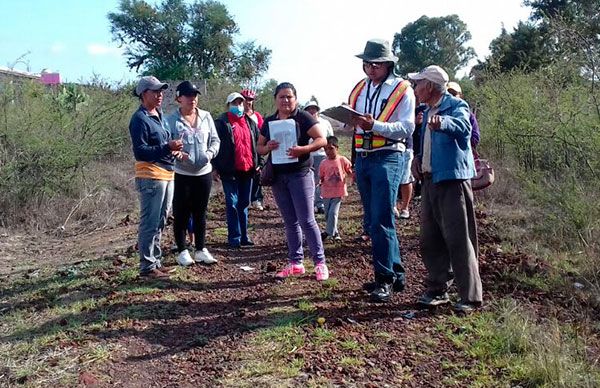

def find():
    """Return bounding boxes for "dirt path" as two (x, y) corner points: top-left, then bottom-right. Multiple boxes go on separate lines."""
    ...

(2, 183), (591, 387)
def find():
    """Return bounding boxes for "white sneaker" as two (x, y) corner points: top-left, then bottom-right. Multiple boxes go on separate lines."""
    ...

(399, 209), (410, 219)
(393, 207), (400, 218)
(195, 248), (218, 264)
(252, 201), (264, 211)
(177, 249), (194, 267)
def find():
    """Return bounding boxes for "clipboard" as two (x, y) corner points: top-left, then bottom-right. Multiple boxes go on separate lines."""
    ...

(321, 104), (364, 125)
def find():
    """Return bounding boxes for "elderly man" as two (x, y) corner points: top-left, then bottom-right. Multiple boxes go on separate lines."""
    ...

(409, 65), (482, 313)
(349, 39), (415, 302)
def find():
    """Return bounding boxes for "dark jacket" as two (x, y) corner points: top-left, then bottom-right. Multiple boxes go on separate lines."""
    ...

(212, 112), (260, 178)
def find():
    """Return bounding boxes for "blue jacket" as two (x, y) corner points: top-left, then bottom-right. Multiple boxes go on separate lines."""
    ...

(417, 92), (475, 183)
(129, 106), (174, 170)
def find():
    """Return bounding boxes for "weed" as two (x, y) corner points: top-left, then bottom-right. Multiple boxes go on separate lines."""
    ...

(311, 327), (336, 345)
(297, 299), (316, 313)
(339, 357), (364, 367)
(339, 339), (360, 351)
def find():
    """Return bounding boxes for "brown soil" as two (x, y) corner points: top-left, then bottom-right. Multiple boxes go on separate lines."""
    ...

(2, 184), (596, 387)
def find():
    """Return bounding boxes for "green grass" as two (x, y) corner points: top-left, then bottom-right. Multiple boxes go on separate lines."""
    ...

(339, 357), (364, 367)
(441, 298), (600, 387)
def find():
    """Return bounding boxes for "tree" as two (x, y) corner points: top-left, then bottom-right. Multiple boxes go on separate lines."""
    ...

(477, 22), (553, 73)
(108, 0), (271, 82)
(475, 0), (600, 75)
(392, 15), (476, 78)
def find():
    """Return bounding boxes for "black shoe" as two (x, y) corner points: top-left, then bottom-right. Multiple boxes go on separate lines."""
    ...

(370, 282), (393, 302)
(241, 239), (254, 246)
(363, 278), (405, 293)
(316, 207), (325, 214)
(321, 232), (329, 241)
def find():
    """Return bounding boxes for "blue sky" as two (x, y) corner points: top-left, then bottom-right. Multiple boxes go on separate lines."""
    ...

(1, 0), (531, 108)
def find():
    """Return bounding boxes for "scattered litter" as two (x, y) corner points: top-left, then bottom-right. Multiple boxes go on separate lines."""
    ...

(317, 317), (326, 326)
(573, 282), (585, 290)
(240, 266), (254, 272)
(393, 311), (415, 320)
(346, 317), (362, 325)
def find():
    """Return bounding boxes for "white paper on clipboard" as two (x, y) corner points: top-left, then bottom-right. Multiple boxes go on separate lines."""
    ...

(269, 119), (298, 164)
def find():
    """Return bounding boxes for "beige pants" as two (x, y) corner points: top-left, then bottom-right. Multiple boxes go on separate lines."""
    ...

(420, 177), (482, 303)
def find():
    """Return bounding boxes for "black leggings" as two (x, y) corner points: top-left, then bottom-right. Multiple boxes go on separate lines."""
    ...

(173, 172), (212, 252)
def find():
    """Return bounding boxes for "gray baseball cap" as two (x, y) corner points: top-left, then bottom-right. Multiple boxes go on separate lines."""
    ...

(135, 76), (168, 97)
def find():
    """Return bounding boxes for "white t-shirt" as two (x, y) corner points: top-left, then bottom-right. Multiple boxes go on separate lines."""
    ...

(311, 116), (334, 156)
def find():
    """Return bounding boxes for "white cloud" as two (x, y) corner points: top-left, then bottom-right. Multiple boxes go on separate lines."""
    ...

(50, 42), (66, 54)
(86, 44), (122, 56)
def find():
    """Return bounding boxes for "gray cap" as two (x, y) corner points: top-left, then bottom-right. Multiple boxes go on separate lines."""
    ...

(135, 76), (168, 97)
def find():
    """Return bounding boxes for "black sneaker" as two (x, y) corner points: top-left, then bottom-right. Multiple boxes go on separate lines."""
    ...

(241, 239), (254, 246)
(363, 279), (404, 293)
(370, 282), (393, 303)
(321, 232), (329, 241)
(417, 292), (450, 307)
(453, 301), (481, 314)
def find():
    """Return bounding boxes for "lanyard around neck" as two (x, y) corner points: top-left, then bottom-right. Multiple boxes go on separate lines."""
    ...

(364, 80), (384, 117)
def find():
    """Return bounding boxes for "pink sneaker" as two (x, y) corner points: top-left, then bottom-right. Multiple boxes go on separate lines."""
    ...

(315, 262), (329, 281)
(276, 263), (305, 279)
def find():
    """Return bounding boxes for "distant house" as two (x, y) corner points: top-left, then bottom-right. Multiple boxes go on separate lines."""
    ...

(0, 67), (61, 85)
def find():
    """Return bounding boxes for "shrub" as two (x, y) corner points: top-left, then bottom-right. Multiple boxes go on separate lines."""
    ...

(0, 80), (134, 228)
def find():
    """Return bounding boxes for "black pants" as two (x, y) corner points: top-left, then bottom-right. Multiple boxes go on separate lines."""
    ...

(173, 172), (212, 252)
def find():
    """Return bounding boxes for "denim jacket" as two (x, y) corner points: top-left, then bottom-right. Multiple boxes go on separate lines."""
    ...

(129, 106), (174, 170)
(417, 92), (476, 183)
(166, 108), (220, 176)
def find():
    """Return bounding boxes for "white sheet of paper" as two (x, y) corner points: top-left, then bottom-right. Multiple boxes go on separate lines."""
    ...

(269, 119), (298, 164)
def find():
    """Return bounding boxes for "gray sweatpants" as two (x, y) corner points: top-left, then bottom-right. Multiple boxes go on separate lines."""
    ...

(420, 177), (482, 303)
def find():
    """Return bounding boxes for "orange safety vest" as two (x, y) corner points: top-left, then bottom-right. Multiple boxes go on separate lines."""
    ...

(348, 78), (410, 150)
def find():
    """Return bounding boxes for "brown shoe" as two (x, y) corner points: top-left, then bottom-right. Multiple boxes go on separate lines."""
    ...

(140, 268), (170, 279)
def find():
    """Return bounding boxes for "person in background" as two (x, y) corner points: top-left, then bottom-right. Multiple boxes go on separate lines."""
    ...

(256, 82), (330, 281)
(409, 65), (482, 313)
(304, 100), (334, 214)
(349, 39), (415, 302)
(213, 92), (260, 248)
(241, 89), (266, 211)
(446, 82), (480, 151)
(319, 136), (353, 241)
(129, 76), (182, 279)
(394, 127), (415, 220)
(167, 80), (220, 267)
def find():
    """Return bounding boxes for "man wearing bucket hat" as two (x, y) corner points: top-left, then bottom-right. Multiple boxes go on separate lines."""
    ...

(304, 100), (334, 215)
(348, 38), (416, 302)
(130, 76), (183, 279)
(408, 65), (482, 313)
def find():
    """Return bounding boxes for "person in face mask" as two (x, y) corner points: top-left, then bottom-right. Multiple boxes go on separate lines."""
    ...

(213, 92), (260, 248)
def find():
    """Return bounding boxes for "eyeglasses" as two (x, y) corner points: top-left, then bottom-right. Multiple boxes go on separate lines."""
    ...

(363, 62), (384, 70)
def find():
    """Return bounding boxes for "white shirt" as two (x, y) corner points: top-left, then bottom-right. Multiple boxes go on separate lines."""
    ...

(311, 116), (334, 156)
(354, 75), (416, 152)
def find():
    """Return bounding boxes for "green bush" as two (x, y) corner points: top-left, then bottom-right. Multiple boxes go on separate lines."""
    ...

(0, 81), (134, 227)
(472, 68), (600, 251)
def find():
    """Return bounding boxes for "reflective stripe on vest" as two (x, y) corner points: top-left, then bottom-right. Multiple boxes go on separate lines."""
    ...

(348, 78), (410, 150)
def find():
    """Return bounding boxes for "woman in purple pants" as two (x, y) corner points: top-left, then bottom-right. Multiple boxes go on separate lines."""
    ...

(256, 82), (330, 281)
